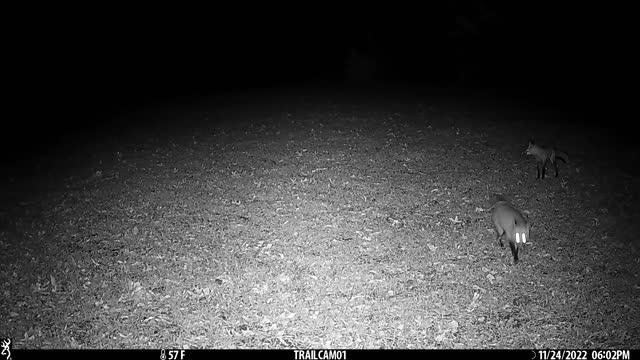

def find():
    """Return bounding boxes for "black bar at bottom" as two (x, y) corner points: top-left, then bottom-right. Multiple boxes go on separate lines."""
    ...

(12, 348), (638, 360)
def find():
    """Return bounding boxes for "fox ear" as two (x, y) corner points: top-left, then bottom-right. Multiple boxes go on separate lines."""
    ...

(528, 139), (535, 145)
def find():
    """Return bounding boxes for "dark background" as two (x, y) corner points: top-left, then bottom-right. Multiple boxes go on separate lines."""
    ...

(4, 3), (631, 162)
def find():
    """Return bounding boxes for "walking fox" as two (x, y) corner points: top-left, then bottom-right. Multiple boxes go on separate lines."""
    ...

(491, 196), (531, 264)
(525, 140), (569, 179)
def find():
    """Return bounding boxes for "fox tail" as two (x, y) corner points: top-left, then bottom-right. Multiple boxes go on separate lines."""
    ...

(554, 150), (569, 163)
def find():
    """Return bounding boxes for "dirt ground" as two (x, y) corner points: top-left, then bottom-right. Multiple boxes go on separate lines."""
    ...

(1, 91), (638, 349)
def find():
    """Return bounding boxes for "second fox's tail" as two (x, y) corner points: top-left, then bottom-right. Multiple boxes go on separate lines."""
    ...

(554, 150), (569, 164)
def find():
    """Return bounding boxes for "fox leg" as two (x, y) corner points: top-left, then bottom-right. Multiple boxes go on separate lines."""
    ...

(553, 159), (559, 177)
(536, 162), (542, 179)
(509, 242), (519, 264)
(495, 231), (504, 248)
(542, 160), (550, 179)
(538, 161), (547, 179)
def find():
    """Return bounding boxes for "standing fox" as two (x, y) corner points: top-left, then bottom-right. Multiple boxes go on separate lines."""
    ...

(491, 196), (531, 264)
(525, 140), (569, 179)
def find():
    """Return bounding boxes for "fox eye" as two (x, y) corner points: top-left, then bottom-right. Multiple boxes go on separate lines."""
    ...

(522, 233), (527, 243)
(516, 233), (520, 243)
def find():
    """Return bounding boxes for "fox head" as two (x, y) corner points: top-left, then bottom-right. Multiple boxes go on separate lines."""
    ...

(525, 139), (536, 155)
(513, 221), (531, 247)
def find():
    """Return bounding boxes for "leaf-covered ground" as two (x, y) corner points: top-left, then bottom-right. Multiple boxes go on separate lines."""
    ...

(1, 93), (638, 348)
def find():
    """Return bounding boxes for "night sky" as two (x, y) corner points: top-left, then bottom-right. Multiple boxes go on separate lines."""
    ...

(7, 3), (627, 156)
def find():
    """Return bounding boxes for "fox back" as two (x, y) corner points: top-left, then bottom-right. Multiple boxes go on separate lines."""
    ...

(491, 200), (530, 264)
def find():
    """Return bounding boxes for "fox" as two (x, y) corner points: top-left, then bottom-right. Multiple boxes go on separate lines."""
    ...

(491, 196), (531, 264)
(525, 140), (569, 179)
